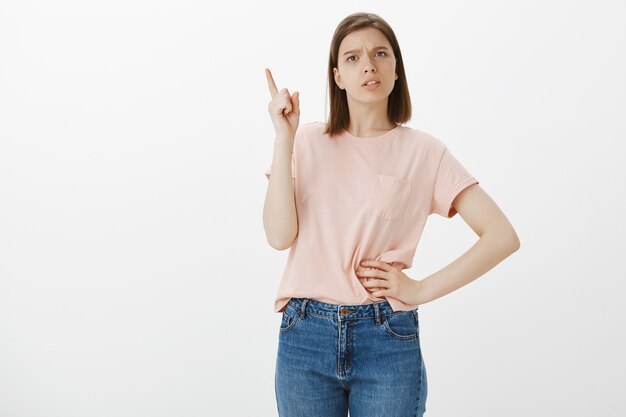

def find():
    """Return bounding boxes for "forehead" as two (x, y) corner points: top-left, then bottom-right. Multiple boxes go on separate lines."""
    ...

(339, 27), (390, 52)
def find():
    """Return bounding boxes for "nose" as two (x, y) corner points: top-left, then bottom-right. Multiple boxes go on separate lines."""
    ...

(362, 57), (376, 73)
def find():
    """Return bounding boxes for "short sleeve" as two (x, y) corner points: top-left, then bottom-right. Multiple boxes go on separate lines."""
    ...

(430, 146), (479, 218)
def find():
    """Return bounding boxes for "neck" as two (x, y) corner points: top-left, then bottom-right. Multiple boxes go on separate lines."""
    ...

(345, 96), (395, 137)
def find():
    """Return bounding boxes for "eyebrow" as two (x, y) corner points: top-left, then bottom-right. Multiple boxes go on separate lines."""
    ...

(342, 46), (390, 56)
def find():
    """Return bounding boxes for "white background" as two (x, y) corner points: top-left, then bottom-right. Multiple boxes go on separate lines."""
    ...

(1, 1), (625, 416)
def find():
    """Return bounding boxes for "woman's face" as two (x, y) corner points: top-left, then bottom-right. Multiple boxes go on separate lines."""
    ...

(333, 27), (398, 104)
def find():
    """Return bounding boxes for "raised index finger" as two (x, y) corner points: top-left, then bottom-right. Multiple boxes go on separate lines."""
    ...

(265, 68), (279, 98)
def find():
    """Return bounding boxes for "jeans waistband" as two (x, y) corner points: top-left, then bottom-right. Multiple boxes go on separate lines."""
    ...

(287, 297), (408, 323)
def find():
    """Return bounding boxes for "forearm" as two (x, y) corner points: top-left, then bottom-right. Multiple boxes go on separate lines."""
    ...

(416, 230), (520, 305)
(263, 137), (298, 250)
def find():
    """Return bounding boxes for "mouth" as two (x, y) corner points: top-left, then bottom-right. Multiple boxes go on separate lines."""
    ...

(362, 80), (381, 90)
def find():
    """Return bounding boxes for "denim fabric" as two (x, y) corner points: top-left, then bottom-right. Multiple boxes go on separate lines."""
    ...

(275, 297), (428, 417)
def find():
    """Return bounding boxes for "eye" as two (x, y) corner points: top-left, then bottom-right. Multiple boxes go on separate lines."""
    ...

(347, 51), (387, 62)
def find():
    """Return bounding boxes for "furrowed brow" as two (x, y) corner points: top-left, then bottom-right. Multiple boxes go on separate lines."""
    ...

(343, 46), (389, 56)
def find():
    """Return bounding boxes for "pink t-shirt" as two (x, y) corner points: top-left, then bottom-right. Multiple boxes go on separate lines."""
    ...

(265, 121), (479, 313)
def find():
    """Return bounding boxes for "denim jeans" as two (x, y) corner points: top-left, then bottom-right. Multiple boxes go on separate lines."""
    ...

(275, 297), (428, 417)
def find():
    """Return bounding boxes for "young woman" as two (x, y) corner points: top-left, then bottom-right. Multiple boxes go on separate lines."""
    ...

(263, 12), (520, 417)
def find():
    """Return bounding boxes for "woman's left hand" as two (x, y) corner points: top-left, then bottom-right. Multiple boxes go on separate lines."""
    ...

(356, 260), (424, 306)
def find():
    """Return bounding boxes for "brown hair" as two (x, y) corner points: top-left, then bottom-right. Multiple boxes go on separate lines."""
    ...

(324, 12), (412, 138)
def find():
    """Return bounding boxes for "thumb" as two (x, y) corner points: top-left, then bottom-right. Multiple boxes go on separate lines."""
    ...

(391, 261), (407, 270)
(291, 91), (300, 114)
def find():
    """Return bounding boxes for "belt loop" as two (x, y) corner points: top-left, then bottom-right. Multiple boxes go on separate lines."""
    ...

(299, 298), (309, 319)
(373, 302), (381, 325)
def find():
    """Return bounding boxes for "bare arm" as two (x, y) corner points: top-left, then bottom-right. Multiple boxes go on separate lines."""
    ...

(262, 68), (301, 250)
(263, 137), (298, 250)
(415, 183), (521, 304)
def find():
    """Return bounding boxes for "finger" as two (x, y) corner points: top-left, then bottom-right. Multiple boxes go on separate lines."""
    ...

(359, 277), (372, 291)
(360, 278), (388, 294)
(265, 68), (278, 98)
(360, 260), (391, 272)
(391, 261), (407, 270)
(291, 91), (300, 114)
(284, 103), (293, 116)
(357, 267), (389, 280)
(282, 91), (293, 115)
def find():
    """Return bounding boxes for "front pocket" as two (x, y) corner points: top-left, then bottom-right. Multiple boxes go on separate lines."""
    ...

(365, 174), (411, 220)
(383, 310), (419, 340)
(279, 307), (300, 333)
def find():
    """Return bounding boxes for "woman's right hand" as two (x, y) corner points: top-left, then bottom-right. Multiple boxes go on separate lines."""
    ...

(265, 68), (300, 140)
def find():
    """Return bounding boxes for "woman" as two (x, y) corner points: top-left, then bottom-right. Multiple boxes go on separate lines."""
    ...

(263, 12), (520, 417)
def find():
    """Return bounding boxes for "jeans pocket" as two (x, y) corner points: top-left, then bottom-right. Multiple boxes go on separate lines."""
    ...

(279, 306), (300, 333)
(365, 174), (411, 220)
(383, 309), (419, 340)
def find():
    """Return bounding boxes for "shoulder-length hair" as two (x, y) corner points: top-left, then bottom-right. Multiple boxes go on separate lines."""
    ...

(324, 12), (412, 138)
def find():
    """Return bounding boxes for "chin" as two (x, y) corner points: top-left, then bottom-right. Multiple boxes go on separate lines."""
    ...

(352, 94), (390, 104)
(350, 86), (392, 101)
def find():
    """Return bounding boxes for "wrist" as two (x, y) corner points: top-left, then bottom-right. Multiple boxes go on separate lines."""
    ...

(274, 136), (295, 146)
(413, 278), (430, 306)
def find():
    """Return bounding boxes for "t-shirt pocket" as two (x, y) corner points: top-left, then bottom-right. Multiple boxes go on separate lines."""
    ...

(365, 174), (411, 220)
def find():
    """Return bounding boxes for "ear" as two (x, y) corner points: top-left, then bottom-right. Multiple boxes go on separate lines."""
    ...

(333, 67), (344, 90)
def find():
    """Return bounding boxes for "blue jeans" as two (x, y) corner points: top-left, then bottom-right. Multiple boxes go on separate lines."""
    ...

(275, 297), (428, 417)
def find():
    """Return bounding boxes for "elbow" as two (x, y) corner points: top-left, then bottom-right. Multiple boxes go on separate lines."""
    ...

(263, 210), (299, 250)
(268, 239), (291, 251)
(485, 225), (520, 254)
(267, 231), (298, 251)
(505, 228), (521, 253)
(512, 233), (521, 251)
